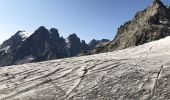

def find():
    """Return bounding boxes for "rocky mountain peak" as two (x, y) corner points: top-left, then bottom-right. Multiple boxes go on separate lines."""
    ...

(49, 28), (59, 39)
(95, 0), (170, 53)
(81, 40), (90, 51)
(141, 0), (170, 25)
(37, 26), (47, 30)
(67, 34), (81, 56)
(152, 0), (163, 5)
(34, 26), (49, 35)
(67, 33), (81, 48)
(15, 31), (30, 40)
(132, 0), (168, 26)
(30, 26), (50, 41)
(16, 30), (24, 35)
(149, 0), (168, 14)
(0, 31), (29, 51)
(67, 34), (79, 41)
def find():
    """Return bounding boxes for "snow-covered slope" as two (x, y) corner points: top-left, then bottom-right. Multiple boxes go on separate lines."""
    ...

(1, 36), (170, 100)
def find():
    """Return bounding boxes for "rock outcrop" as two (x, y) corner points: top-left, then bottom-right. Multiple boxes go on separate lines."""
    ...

(97, 0), (170, 53)
(67, 34), (90, 56)
(0, 31), (30, 66)
(1, 36), (170, 100)
(88, 39), (110, 49)
(81, 40), (90, 51)
(0, 31), (29, 52)
(67, 34), (82, 56)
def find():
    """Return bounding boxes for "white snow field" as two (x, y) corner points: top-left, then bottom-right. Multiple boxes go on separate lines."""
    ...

(1, 36), (170, 100)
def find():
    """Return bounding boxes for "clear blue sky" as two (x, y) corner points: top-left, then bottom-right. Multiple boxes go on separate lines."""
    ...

(0, 0), (170, 44)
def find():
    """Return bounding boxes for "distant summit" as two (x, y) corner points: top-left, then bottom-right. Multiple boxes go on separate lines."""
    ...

(0, 31), (29, 53)
(94, 0), (170, 53)
(88, 39), (110, 49)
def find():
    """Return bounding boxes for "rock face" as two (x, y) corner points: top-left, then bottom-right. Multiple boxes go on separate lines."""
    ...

(67, 34), (90, 56)
(0, 31), (30, 66)
(97, 0), (170, 53)
(81, 40), (90, 52)
(67, 34), (82, 56)
(0, 31), (30, 52)
(0, 27), (100, 66)
(1, 36), (170, 100)
(88, 39), (110, 49)
(13, 26), (69, 64)
(0, 26), (70, 66)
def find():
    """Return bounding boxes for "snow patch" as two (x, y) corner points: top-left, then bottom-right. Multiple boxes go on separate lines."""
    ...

(17, 31), (31, 41)
(0, 46), (10, 53)
(159, 20), (169, 24)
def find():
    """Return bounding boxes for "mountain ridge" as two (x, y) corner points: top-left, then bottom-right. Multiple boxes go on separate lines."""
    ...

(93, 0), (170, 53)
(0, 26), (109, 66)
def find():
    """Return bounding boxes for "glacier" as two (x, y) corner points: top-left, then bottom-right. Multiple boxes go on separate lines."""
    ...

(1, 36), (170, 99)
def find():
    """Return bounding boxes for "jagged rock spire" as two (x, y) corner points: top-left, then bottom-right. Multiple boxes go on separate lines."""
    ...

(153, 0), (161, 3)
(152, 0), (164, 6)
(154, 0), (160, 2)
(151, 0), (168, 13)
